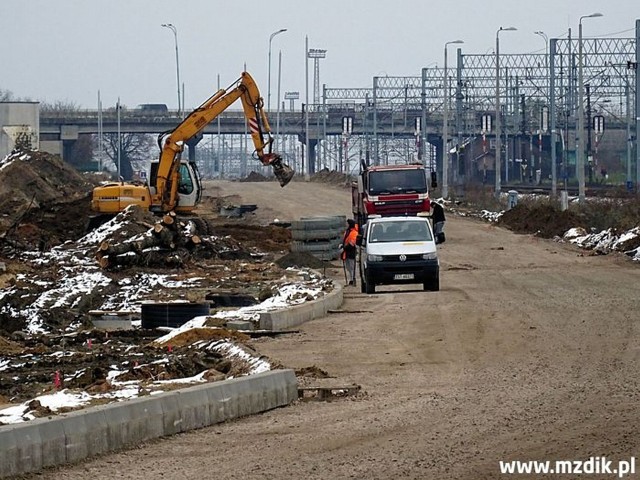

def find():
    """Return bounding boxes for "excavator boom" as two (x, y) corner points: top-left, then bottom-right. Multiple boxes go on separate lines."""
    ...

(91, 72), (294, 215)
(156, 72), (294, 211)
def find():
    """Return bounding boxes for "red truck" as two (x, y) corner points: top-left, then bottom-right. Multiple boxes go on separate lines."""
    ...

(352, 163), (435, 226)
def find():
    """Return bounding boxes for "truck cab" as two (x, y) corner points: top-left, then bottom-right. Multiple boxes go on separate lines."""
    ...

(358, 215), (439, 294)
(352, 163), (433, 226)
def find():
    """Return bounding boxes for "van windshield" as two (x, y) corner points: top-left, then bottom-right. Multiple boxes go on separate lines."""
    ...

(368, 221), (432, 243)
(368, 169), (427, 195)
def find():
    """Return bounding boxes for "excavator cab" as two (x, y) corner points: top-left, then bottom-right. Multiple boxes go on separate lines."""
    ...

(149, 160), (202, 213)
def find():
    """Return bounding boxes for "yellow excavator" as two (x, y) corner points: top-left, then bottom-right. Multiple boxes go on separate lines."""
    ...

(91, 72), (295, 215)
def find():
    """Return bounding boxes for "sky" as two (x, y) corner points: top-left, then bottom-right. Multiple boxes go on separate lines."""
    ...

(2, 1), (638, 110)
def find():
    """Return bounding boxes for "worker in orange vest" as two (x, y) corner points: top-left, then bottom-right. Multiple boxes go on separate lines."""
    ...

(341, 219), (359, 286)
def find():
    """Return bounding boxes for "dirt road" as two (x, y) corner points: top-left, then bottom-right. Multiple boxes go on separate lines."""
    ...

(37, 180), (640, 479)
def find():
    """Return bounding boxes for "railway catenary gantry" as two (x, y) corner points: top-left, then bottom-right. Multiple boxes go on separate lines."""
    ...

(311, 28), (637, 190)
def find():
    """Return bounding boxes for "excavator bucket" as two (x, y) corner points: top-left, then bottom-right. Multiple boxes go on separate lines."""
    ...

(273, 161), (295, 187)
(262, 153), (294, 187)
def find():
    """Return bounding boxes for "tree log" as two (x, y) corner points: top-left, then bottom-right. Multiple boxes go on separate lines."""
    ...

(95, 211), (223, 269)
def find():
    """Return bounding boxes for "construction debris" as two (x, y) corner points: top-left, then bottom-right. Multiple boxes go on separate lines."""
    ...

(0, 149), (337, 420)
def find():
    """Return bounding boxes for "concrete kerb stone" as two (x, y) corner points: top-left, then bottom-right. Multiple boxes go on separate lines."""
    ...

(0, 427), (18, 478)
(60, 410), (90, 464)
(73, 407), (109, 458)
(174, 387), (211, 431)
(0, 369), (298, 478)
(124, 395), (166, 441)
(14, 422), (44, 473)
(33, 416), (66, 468)
(158, 392), (182, 436)
(259, 281), (343, 331)
(102, 399), (135, 449)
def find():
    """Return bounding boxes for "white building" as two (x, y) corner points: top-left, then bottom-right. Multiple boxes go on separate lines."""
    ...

(0, 102), (40, 159)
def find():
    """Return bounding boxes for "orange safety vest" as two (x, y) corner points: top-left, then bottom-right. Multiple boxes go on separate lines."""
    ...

(341, 226), (358, 260)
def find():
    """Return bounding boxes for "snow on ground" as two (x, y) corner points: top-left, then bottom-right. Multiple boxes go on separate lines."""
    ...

(0, 334), (276, 425)
(0, 205), (335, 424)
(471, 201), (640, 261)
(563, 226), (640, 260)
(0, 267), (332, 425)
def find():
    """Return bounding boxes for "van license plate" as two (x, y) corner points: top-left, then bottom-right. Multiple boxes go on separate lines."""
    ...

(394, 273), (414, 280)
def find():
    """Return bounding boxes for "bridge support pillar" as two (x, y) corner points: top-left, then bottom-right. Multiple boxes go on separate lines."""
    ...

(308, 138), (319, 175)
(185, 133), (203, 162)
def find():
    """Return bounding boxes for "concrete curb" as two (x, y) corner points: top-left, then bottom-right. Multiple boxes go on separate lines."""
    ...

(0, 369), (297, 478)
(259, 282), (344, 331)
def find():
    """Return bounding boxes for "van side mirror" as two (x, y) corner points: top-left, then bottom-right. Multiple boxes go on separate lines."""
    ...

(430, 171), (438, 188)
(356, 234), (363, 247)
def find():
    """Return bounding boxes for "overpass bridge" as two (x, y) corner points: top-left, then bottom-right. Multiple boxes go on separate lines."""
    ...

(39, 106), (445, 175)
(38, 101), (631, 181)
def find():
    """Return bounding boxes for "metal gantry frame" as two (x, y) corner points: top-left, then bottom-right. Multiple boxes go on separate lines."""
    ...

(311, 27), (637, 192)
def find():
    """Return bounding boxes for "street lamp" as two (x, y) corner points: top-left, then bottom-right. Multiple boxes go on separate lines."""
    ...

(534, 31), (549, 66)
(442, 39), (464, 199)
(161, 23), (181, 117)
(495, 26), (517, 198)
(268, 28), (287, 113)
(577, 12), (603, 202)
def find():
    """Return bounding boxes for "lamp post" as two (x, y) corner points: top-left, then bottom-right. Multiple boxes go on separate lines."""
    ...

(116, 97), (121, 179)
(534, 31), (549, 66)
(495, 26), (517, 198)
(442, 40), (464, 199)
(161, 23), (181, 117)
(535, 30), (551, 193)
(268, 28), (287, 113)
(577, 12), (603, 202)
(276, 50), (283, 149)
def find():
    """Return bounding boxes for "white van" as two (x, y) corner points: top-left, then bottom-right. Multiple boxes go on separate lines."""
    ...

(358, 216), (439, 294)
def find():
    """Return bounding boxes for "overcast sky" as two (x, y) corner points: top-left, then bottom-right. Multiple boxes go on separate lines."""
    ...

(2, 0), (638, 110)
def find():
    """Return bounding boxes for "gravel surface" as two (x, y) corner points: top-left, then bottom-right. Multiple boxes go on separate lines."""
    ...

(28, 180), (640, 480)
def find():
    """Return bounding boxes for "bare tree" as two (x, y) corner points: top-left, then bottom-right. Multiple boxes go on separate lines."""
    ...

(39, 100), (81, 116)
(68, 135), (96, 169)
(0, 89), (13, 102)
(101, 133), (156, 180)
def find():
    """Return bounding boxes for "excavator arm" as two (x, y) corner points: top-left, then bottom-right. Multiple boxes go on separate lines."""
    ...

(155, 72), (294, 212)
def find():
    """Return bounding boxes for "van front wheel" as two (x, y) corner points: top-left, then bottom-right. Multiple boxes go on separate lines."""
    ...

(364, 272), (376, 294)
(423, 275), (440, 292)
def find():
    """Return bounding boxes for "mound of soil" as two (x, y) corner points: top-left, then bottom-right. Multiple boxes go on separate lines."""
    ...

(310, 168), (351, 186)
(240, 171), (270, 182)
(0, 149), (95, 249)
(212, 223), (291, 252)
(276, 251), (328, 269)
(0, 150), (92, 224)
(498, 203), (586, 238)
